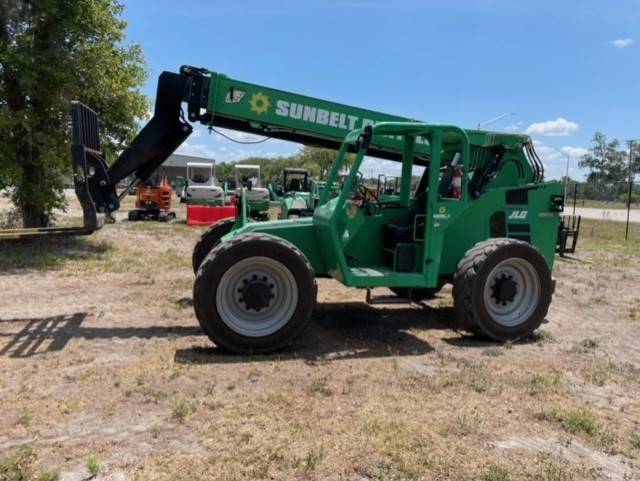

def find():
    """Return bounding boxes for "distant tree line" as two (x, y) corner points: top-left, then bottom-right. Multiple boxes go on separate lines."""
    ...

(212, 146), (355, 185)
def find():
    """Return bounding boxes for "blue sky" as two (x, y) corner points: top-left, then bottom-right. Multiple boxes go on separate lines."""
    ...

(123, 0), (639, 179)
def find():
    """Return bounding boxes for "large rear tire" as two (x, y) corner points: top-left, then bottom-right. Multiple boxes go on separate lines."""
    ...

(191, 218), (235, 274)
(452, 238), (552, 341)
(193, 233), (316, 353)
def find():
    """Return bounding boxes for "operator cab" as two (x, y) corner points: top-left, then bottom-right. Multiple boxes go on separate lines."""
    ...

(316, 122), (469, 280)
(184, 162), (225, 203)
(234, 164), (270, 202)
(274, 168), (310, 197)
(284, 168), (309, 193)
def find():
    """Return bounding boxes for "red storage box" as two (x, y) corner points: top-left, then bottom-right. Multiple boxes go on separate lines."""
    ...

(187, 204), (237, 226)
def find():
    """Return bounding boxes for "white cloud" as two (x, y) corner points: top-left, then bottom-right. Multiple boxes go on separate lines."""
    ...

(176, 142), (216, 159)
(359, 156), (425, 178)
(560, 146), (589, 158)
(525, 117), (579, 137)
(530, 141), (590, 180)
(612, 38), (634, 48)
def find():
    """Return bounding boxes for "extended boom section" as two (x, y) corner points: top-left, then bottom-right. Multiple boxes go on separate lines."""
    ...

(2, 65), (552, 246)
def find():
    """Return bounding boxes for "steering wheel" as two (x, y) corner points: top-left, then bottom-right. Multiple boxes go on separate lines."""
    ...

(356, 182), (381, 208)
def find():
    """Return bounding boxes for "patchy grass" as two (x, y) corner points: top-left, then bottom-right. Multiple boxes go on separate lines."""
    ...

(579, 218), (640, 254)
(302, 446), (324, 475)
(0, 237), (112, 271)
(86, 454), (100, 477)
(579, 338), (599, 352)
(531, 406), (636, 454)
(0, 447), (35, 481)
(16, 407), (32, 427)
(480, 464), (512, 481)
(531, 329), (555, 344)
(306, 379), (333, 397)
(551, 408), (597, 436)
(525, 373), (559, 397)
(37, 470), (59, 481)
(1, 199), (640, 480)
(583, 360), (640, 387)
(539, 460), (573, 481)
(482, 347), (504, 357)
(172, 400), (190, 422)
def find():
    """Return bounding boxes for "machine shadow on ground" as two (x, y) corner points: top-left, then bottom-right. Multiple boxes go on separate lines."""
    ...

(0, 313), (201, 358)
(0, 301), (505, 360)
(174, 301), (467, 364)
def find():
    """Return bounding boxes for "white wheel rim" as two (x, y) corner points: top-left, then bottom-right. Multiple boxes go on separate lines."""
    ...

(482, 257), (540, 327)
(215, 256), (298, 337)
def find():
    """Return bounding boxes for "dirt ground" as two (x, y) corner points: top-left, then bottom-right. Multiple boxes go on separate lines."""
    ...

(1, 197), (639, 481)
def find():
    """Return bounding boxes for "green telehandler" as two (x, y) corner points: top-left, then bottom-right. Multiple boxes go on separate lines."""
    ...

(377, 174), (401, 203)
(270, 167), (315, 219)
(1, 65), (573, 353)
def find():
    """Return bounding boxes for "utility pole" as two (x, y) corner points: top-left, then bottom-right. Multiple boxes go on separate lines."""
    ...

(626, 140), (635, 241)
(563, 154), (571, 201)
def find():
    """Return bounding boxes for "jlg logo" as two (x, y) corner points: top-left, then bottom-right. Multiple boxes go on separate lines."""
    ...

(508, 210), (528, 220)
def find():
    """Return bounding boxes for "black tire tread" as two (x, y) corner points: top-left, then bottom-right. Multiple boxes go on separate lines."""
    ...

(191, 218), (235, 274)
(452, 238), (549, 338)
(193, 232), (317, 353)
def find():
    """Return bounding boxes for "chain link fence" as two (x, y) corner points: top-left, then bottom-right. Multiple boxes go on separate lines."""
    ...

(562, 181), (639, 243)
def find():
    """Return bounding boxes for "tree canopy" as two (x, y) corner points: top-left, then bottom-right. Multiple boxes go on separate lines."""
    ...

(579, 132), (639, 184)
(0, 0), (148, 227)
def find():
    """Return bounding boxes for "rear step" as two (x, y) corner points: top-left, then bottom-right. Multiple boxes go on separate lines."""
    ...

(0, 103), (106, 240)
(365, 288), (412, 305)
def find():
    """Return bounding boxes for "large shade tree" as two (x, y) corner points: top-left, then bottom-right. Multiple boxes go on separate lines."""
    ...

(0, 0), (148, 227)
(579, 133), (632, 183)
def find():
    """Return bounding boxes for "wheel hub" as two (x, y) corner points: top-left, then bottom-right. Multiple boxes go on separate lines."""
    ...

(238, 275), (274, 311)
(491, 274), (518, 306)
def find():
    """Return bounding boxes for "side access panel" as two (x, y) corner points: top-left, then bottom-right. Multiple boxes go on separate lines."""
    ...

(436, 182), (562, 276)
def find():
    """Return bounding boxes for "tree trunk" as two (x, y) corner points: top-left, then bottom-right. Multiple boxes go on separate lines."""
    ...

(18, 146), (50, 228)
(21, 203), (49, 228)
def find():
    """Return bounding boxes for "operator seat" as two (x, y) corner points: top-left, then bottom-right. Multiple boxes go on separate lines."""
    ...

(382, 191), (427, 243)
(289, 178), (301, 192)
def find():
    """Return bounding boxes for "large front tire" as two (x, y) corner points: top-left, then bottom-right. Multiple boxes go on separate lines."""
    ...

(452, 238), (552, 341)
(193, 233), (316, 354)
(191, 218), (235, 274)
